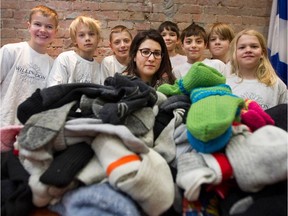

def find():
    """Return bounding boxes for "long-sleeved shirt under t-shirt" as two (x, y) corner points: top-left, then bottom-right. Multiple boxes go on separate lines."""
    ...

(0, 41), (54, 126)
(46, 50), (101, 87)
(173, 58), (228, 79)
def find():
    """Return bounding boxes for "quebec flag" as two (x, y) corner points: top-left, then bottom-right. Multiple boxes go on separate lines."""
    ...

(267, 0), (287, 85)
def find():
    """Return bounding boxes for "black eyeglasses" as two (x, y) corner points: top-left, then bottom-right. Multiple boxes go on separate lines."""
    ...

(138, 49), (162, 59)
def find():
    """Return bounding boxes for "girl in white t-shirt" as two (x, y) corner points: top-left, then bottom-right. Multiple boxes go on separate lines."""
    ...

(100, 25), (133, 82)
(226, 29), (287, 110)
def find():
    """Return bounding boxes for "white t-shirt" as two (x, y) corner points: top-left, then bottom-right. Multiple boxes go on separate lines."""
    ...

(47, 50), (101, 87)
(0, 42), (54, 126)
(170, 54), (187, 70)
(226, 74), (287, 110)
(225, 61), (232, 75)
(173, 58), (228, 78)
(100, 55), (127, 83)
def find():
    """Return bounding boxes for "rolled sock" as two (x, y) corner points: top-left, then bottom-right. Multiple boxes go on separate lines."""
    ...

(176, 151), (216, 201)
(91, 134), (141, 187)
(226, 125), (288, 192)
(18, 102), (75, 150)
(201, 153), (233, 184)
(117, 148), (175, 216)
(40, 142), (94, 187)
(187, 84), (244, 143)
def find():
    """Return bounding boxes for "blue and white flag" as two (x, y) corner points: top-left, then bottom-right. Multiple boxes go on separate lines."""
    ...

(267, 0), (287, 84)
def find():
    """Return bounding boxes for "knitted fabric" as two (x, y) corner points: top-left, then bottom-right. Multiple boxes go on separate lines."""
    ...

(187, 126), (232, 153)
(176, 151), (216, 201)
(40, 142), (94, 187)
(49, 182), (141, 216)
(186, 84), (244, 143)
(157, 62), (226, 96)
(240, 99), (275, 131)
(91, 134), (142, 187)
(18, 101), (76, 150)
(117, 148), (175, 216)
(226, 125), (288, 192)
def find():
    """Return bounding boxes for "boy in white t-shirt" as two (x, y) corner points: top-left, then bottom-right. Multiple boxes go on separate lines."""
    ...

(207, 22), (235, 74)
(0, 5), (58, 126)
(173, 22), (227, 79)
(158, 21), (186, 70)
(47, 16), (102, 86)
(100, 25), (133, 82)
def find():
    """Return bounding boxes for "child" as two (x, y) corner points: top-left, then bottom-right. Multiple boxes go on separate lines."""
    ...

(100, 25), (132, 82)
(158, 21), (186, 69)
(208, 22), (235, 75)
(226, 29), (287, 110)
(47, 16), (101, 86)
(173, 22), (227, 78)
(208, 22), (235, 64)
(123, 29), (176, 89)
(0, 5), (58, 127)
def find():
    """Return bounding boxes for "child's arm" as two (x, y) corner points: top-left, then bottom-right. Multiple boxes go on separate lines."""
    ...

(100, 57), (113, 82)
(277, 79), (288, 104)
(0, 45), (14, 84)
(46, 53), (70, 87)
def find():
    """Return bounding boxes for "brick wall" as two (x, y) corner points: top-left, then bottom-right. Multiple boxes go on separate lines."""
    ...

(0, 0), (273, 62)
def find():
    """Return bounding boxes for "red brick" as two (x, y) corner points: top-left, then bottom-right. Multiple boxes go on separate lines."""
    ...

(0, 0), (273, 61)
(72, 2), (100, 11)
(0, 0), (19, 9)
(178, 4), (202, 14)
(99, 2), (127, 11)
(242, 16), (269, 26)
(127, 3), (151, 12)
(217, 15), (243, 25)
(1, 9), (13, 18)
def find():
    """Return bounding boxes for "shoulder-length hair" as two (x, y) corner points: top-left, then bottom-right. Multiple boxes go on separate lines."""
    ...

(230, 29), (277, 86)
(125, 29), (175, 87)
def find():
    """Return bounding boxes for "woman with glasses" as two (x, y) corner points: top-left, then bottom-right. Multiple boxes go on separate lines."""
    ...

(123, 29), (176, 89)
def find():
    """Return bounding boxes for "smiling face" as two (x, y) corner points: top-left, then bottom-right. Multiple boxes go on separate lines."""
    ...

(75, 23), (99, 59)
(110, 31), (132, 62)
(134, 39), (162, 83)
(28, 11), (57, 53)
(160, 28), (179, 53)
(182, 35), (206, 63)
(208, 34), (231, 62)
(236, 34), (263, 71)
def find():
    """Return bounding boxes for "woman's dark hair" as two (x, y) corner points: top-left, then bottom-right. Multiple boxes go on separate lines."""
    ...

(125, 29), (175, 87)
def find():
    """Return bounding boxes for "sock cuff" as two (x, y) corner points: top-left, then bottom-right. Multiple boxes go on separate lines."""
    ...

(106, 154), (141, 176)
(213, 153), (233, 181)
(202, 153), (233, 184)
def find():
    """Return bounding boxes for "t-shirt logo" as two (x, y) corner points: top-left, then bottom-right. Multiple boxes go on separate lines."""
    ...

(16, 62), (46, 83)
